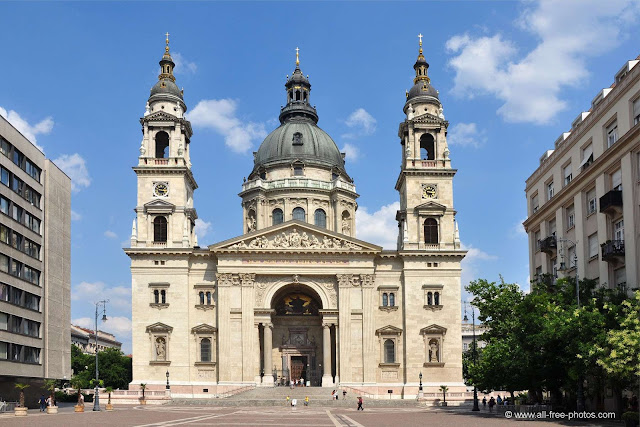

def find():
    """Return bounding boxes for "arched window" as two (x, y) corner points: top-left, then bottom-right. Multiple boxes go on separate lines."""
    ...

(420, 134), (435, 160)
(160, 290), (166, 304)
(427, 292), (433, 306)
(154, 289), (159, 304)
(384, 339), (395, 363)
(293, 166), (304, 176)
(199, 292), (205, 305)
(272, 208), (284, 225)
(382, 293), (388, 307)
(424, 218), (438, 244)
(434, 292), (440, 306)
(206, 291), (212, 305)
(155, 131), (170, 159)
(389, 293), (395, 307)
(292, 207), (305, 222)
(154, 217), (168, 243)
(200, 338), (211, 362)
(314, 209), (326, 228)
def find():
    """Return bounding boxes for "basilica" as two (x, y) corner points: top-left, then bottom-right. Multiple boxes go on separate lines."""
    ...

(125, 35), (467, 399)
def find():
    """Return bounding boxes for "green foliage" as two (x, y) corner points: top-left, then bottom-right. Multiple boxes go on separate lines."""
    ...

(439, 385), (448, 403)
(70, 345), (132, 389)
(14, 383), (29, 407)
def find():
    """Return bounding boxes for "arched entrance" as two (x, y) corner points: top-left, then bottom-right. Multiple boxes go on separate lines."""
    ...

(268, 284), (324, 386)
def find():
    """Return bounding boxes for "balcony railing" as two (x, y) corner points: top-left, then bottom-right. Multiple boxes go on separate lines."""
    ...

(599, 190), (623, 215)
(241, 177), (356, 193)
(538, 235), (557, 253)
(601, 240), (625, 261)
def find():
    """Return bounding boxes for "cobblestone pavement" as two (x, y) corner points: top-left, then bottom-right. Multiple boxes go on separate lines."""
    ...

(0, 405), (616, 426)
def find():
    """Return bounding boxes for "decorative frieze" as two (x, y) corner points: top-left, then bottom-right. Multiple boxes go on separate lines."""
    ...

(360, 274), (375, 288)
(228, 228), (362, 250)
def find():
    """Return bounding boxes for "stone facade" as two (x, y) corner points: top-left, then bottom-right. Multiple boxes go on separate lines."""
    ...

(71, 324), (122, 355)
(126, 38), (466, 398)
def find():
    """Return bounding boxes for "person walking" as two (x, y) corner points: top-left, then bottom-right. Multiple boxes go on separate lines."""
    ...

(286, 395), (290, 406)
(488, 397), (495, 413)
(304, 396), (309, 406)
(342, 390), (347, 399)
(357, 396), (364, 411)
(496, 395), (502, 405)
(482, 396), (487, 408)
(331, 390), (336, 400)
(38, 395), (46, 412)
(291, 398), (297, 408)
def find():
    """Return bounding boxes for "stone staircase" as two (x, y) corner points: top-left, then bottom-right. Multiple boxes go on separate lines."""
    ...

(172, 386), (425, 407)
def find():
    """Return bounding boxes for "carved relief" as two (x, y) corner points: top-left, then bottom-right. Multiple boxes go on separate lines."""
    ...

(216, 273), (235, 287)
(228, 228), (362, 251)
(239, 273), (256, 287)
(337, 274), (359, 288)
(360, 274), (375, 288)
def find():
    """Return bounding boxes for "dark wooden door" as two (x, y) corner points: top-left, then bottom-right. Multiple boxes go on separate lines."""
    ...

(290, 358), (304, 381)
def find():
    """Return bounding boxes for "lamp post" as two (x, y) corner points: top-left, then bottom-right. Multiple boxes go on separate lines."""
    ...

(418, 372), (423, 399)
(93, 300), (108, 411)
(464, 303), (480, 411)
(557, 237), (584, 412)
(166, 370), (170, 390)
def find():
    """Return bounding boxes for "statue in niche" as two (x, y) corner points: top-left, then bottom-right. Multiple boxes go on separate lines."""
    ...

(144, 102), (151, 116)
(247, 214), (256, 232)
(443, 148), (450, 160)
(429, 339), (439, 363)
(406, 103), (415, 120)
(155, 337), (166, 361)
(342, 218), (351, 236)
(438, 105), (445, 120)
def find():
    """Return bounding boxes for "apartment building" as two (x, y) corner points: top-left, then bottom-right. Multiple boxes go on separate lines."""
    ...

(71, 324), (122, 355)
(0, 114), (71, 396)
(523, 55), (640, 292)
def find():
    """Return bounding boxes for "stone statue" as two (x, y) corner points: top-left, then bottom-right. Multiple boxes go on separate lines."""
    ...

(407, 103), (415, 120)
(155, 337), (166, 360)
(175, 102), (183, 118)
(139, 140), (146, 156)
(429, 340), (438, 363)
(144, 102), (151, 117)
(341, 218), (351, 235)
(178, 142), (184, 156)
(247, 214), (256, 232)
(443, 148), (450, 160)
(405, 145), (411, 159)
(438, 105), (445, 119)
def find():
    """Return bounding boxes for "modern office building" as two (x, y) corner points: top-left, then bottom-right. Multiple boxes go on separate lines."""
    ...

(523, 55), (640, 292)
(0, 114), (71, 398)
(71, 324), (122, 355)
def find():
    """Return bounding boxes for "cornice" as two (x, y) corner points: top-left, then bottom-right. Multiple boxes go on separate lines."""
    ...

(133, 165), (198, 190)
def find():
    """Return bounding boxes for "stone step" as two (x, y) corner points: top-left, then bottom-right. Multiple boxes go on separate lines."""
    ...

(171, 398), (424, 408)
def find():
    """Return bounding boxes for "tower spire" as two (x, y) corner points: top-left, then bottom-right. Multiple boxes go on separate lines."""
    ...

(295, 47), (300, 67)
(413, 33), (430, 85)
(159, 32), (176, 82)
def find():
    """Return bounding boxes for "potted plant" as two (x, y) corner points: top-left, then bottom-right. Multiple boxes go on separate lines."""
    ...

(14, 383), (30, 416)
(140, 383), (147, 405)
(70, 377), (85, 413)
(439, 385), (449, 407)
(105, 387), (114, 411)
(43, 379), (58, 414)
(623, 411), (639, 427)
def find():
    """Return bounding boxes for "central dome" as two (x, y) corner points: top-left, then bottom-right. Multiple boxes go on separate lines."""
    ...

(254, 119), (345, 171)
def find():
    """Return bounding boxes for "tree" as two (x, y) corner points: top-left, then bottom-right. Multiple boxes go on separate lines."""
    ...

(439, 385), (448, 405)
(70, 345), (132, 389)
(43, 379), (57, 407)
(70, 376), (84, 406)
(14, 383), (30, 407)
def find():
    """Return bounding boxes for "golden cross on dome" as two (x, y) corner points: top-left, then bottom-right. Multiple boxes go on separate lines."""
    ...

(418, 33), (423, 47)
(165, 32), (170, 51)
(295, 47), (300, 66)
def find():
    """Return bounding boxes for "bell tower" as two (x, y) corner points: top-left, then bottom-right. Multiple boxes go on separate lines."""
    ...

(131, 33), (198, 248)
(395, 35), (460, 251)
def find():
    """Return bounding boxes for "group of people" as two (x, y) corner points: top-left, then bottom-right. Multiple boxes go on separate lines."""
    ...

(289, 378), (305, 388)
(286, 396), (310, 407)
(331, 389), (347, 400)
(38, 395), (55, 412)
(482, 395), (512, 412)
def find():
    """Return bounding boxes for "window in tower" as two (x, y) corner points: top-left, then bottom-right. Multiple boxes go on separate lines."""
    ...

(292, 207), (306, 222)
(420, 134), (435, 160)
(272, 208), (284, 226)
(314, 209), (326, 228)
(303, 91), (307, 102)
(155, 131), (170, 158)
(293, 166), (304, 176)
(154, 216), (168, 243)
(295, 90), (301, 101)
(424, 218), (438, 244)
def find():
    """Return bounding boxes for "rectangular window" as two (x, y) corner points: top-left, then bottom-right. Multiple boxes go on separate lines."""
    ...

(11, 288), (22, 305)
(607, 121), (618, 147)
(534, 230), (541, 252)
(531, 194), (539, 214)
(0, 312), (7, 330)
(588, 233), (598, 258)
(580, 143), (594, 170)
(11, 344), (21, 361)
(614, 219), (624, 241)
(23, 265), (39, 285)
(614, 267), (626, 286)
(11, 231), (22, 251)
(586, 188), (597, 215)
(0, 137), (10, 157)
(535, 266), (542, 277)
(11, 316), (21, 334)
(611, 169), (622, 191)
(0, 196), (8, 215)
(25, 239), (40, 259)
(12, 149), (23, 168)
(547, 181), (554, 200)
(0, 167), (9, 187)
(23, 346), (39, 364)
(633, 98), (640, 126)
(0, 283), (8, 301)
(0, 254), (8, 273)
(0, 224), (9, 245)
(566, 205), (575, 229)
(25, 293), (40, 311)
(0, 342), (7, 360)
(563, 164), (572, 186)
(550, 257), (557, 278)
(11, 205), (22, 223)
(11, 176), (23, 196)
(24, 212), (40, 234)
(549, 219), (556, 237)
(25, 160), (40, 182)
(10, 260), (22, 278)
(568, 246), (576, 268)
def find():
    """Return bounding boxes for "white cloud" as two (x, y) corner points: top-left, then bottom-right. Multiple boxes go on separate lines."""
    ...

(460, 244), (498, 290)
(171, 52), (197, 74)
(73, 316), (132, 336)
(447, 122), (485, 148)
(0, 107), (53, 152)
(71, 210), (82, 221)
(187, 99), (267, 154)
(71, 281), (131, 310)
(104, 230), (117, 239)
(341, 143), (360, 162)
(194, 218), (212, 242)
(356, 202), (399, 250)
(446, 0), (640, 124)
(509, 218), (527, 238)
(342, 108), (377, 139)
(53, 153), (91, 192)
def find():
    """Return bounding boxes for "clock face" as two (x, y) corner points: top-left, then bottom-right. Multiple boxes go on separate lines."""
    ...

(154, 182), (169, 197)
(422, 184), (437, 199)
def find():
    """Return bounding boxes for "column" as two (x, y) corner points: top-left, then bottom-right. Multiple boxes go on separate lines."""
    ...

(262, 323), (274, 385)
(254, 323), (262, 385)
(322, 323), (333, 387)
(595, 175), (610, 286)
(334, 325), (340, 385)
(620, 153), (637, 290)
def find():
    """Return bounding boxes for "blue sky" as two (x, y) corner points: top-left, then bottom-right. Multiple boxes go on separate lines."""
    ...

(1, 1), (639, 354)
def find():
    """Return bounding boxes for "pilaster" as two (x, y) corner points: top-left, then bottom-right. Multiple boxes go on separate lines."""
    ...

(337, 274), (353, 383)
(361, 274), (376, 384)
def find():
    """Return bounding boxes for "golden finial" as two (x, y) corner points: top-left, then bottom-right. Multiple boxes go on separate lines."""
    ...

(165, 32), (170, 52)
(295, 47), (300, 66)
(418, 33), (424, 55)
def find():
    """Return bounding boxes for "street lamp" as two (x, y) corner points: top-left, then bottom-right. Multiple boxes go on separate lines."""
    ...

(464, 302), (480, 412)
(93, 299), (108, 411)
(166, 370), (170, 390)
(418, 372), (423, 399)
(557, 237), (584, 412)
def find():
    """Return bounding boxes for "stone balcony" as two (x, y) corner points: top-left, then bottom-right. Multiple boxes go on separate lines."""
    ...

(599, 190), (623, 216)
(241, 177), (356, 194)
(601, 240), (625, 262)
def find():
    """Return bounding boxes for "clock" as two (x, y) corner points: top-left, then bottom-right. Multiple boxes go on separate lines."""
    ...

(153, 182), (169, 197)
(422, 184), (437, 199)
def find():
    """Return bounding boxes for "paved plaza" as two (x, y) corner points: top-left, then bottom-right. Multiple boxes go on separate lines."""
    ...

(0, 405), (620, 426)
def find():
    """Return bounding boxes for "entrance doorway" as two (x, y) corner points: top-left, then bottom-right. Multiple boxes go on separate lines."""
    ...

(290, 355), (307, 383)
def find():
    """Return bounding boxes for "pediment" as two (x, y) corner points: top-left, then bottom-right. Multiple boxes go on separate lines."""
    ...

(412, 112), (448, 126)
(144, 199), (175, 214)
(376, 325), (403, 336)
(146, 322), (173, 333)
(210, 220), (382, 253)
(191, 324), (217, 334)
(420, 324), (447, 335)
(414, 201), (447, 214)
(141, 111), (179, 122)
